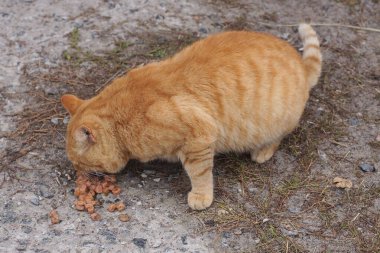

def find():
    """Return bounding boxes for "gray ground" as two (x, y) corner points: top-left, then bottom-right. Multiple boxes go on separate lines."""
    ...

(0, 0), (379, 252)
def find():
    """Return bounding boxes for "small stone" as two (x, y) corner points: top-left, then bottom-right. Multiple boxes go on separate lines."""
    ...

(151, 239), (162, 248)
(21, 226), (33, 234)
(253, 238), (260, 244)
(50, 117), (59, 125)
(281, 228), (298, 236)
(153, 178), (161, 182)
(262, 218), (270, 223)
(136, 201), (142, 206)
(233, 229), (242, 235)
(222, 232), (231, 238)
(132, 238), (147, 248)
(348, 118), (359, 126)
(30, 196), (40, 206)
(181, 235), (187, 245)
(376, 134), (380, 142)
(217, 209), (228, 215)
(39, 184), (54, 198)
(138, 184), (142, 188)
(45, 87), (58, 95)
(63, 116), (69, 124)
(141, 173), (147, 178)
(199, 27), (208, 34)
(318, 149), (329, 163)
(204, 219), (215, 226)
(280, 33), (290, 40)
(359, 163), (375, 172)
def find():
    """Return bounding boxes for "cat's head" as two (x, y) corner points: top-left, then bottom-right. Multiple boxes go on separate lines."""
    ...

(61, 94), (128, 174)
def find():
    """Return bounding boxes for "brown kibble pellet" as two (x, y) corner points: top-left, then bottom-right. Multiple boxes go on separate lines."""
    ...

(87, 206), (95, 214)
(90, 213), (101, 221)
(112, 187), (121, 195)
(79, 184), (88, 193)
(89, 184), (96, 191)
(116, 202), (125, 211)
(107, 203), (117, 212)
(103, 188), (110, 195)
(49, 209), (60, 224)
(95, 185), (103, 194)
(88, 190), (96, 197)
(85, 203), (93, 210)
(106, 175), (116, 183)
(118, 214), (130, 222)
(75, 204), (85, 211)
(75, 200), (85, 206)
(74, 188), (81, 197)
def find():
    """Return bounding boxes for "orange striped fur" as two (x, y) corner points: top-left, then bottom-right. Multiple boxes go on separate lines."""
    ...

(61, 24), (322, 210)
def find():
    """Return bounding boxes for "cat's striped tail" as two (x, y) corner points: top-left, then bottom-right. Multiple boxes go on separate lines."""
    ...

(299, 24), (322, 89)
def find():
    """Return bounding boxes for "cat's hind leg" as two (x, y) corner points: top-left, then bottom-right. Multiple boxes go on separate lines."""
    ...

(251, 141), (280, 163)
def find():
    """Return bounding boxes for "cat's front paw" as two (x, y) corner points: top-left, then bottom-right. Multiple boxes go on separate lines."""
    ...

(188, 191), (213, 210)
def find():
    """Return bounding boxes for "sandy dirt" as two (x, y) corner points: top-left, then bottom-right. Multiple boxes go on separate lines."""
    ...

(0, 0), (379, 252)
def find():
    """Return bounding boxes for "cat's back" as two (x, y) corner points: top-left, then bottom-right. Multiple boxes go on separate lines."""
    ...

(169, 31), (302, 68)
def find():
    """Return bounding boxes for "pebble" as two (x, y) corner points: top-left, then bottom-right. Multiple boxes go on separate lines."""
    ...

(132, 238), (147, 248)
(39, 184), (54, 198)
(280, 228), (298, 237)
(153, 178), (161, 182)
(233, 229), (242, 235)
(45, 87), (58, 95)
(50, 117), (59, 125)
(99, 229), (116, 242)
(217, 209), (228, 215)
(359, 163), (375, 172)
(262, 218), (270, 223)
(280, 33), (290, 40)
(21, 225), (33, 234)
(181, 235), (187, 245)
(348, 118), (359, 126)
(151, 239), (162, 248)
(30, 196), (40, 206)
(63, 116), (69, 124)
(376, 134), (380, 142)
(199, 27), (208, 34)
(136, 201), (142, 206)
(222, 232), (231, 238)
(141, 173), (148, 178)
(318, 149), (329, 163)
(253, 238), (260, 244)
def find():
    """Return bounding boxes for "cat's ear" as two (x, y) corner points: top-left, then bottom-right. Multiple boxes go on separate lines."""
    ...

(75, 125), (96, 145)
(61, 94), (83, 115)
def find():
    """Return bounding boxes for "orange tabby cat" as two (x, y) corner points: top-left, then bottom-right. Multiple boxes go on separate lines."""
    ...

(61, 24), (322, 210)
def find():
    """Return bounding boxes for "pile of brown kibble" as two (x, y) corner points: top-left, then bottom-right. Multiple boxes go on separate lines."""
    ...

(73, 172), (129, 222)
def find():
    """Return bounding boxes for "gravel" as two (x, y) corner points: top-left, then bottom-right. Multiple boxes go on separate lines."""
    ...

(359, 163), (376, 173)
(132, 238), (147, 248)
